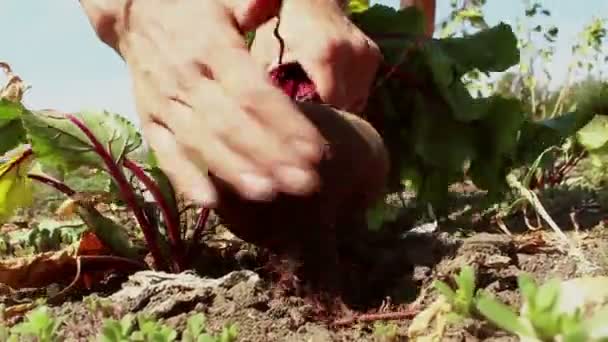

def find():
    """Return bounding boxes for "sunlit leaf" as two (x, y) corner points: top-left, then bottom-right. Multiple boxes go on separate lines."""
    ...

(433, 280), (456, 300)
(577, 115), (608, 151)
(22, 110), (142, 173)
(0, 148), (34, 223)
(347, 0), (369, 14)
(476, 293), (535, 337)
(0, 100), (27, 155)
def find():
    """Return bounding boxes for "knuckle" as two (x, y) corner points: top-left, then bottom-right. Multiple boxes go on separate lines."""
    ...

(358, 37), (382, 60)
(214, 116), (241, 140)
(236, 86), (269, 114)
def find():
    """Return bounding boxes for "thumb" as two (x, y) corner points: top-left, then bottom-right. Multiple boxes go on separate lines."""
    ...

(226, 0), (282, 32)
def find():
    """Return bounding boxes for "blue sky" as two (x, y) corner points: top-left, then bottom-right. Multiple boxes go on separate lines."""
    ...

(1, 0), (606, 124)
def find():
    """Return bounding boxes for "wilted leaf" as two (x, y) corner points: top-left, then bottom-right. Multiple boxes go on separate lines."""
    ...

(0, 62), (27, 103)
(0, 148), (34, 223)
(0, 246), (78, 288)
(77, 231), (114, 290)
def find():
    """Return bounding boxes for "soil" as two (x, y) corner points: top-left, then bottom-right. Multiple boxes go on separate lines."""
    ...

(2, 181), (608, 341)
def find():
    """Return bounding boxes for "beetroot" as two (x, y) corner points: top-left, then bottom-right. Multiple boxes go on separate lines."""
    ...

(269, 62), (322, 103)
(210, 59), (391, 307)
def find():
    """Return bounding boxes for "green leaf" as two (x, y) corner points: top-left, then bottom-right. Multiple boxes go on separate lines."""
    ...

(0, 149), (34, 223)
(22, 110), (142, 173)
(531, 310), (561, 340)
(0, 99), (25, 123)
(517, 273), (538, 307)
(516, 109), (594, 166)
(468, 96), (526, 194)
(351, 4), (426, 36)
(436, 23), (520, 75)
(534, 278), (560, 312)
(412, 96), (477, 171)
(577, 115), (608, 151)
(0, 100), (27, 155)
(433, 280), (456, 300)
(476, 294), (534, 337)
(74, 203), (139, 259)
(219, 325), (238, 342)
(183, 313), (207, 341)
(11, 306), (61, 341)
(0, 120), (26, 156)
(347, 0), (369, 14)
(456, 266), (476, 301)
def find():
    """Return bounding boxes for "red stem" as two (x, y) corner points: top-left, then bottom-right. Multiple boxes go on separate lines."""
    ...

(1, 148), (34, 176)
(187, 207), (210, 260)
(123, 158), (184, 272)
(191, 207), (210, 245)
(65, 114), (167, 271)
(27, 173), (76, 196)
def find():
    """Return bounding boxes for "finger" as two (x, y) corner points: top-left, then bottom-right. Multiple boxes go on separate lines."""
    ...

(131, 73), (220, 207)
(299, 46), (349, 109)
(225, 0), (282, 32)
(180, 80), (321, 195)
(162, 91), (279, 202)
(142, 121), (220, 208)
(347, 38), (383, 113)
(202, 36), (326, 165)
(249, 18), (285, 69)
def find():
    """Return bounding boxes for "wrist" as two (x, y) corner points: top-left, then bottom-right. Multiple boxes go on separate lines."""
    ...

(79, 0), (126, 49)
(280, 0), (349, 15)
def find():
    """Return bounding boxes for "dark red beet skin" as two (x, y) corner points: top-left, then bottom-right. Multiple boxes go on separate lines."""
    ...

(269, 62), (322, 103)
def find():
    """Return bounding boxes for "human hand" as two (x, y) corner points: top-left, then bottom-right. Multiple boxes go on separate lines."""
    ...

(81, 0), (328, 207)
(250, 0), (382, 113)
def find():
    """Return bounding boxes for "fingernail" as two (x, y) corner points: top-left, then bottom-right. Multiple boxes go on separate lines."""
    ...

(276, 165), (319, 193)
(240, 173), (276, 201)
(290, 138), (323, 162)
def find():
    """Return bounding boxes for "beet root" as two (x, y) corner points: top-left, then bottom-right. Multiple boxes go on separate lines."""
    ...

(208, 62), (389, 300)
(211, 101), (390, 260)
(269, 62), (322, 103)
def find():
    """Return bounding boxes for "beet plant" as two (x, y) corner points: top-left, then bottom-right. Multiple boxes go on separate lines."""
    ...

(1, 4), (606, 273)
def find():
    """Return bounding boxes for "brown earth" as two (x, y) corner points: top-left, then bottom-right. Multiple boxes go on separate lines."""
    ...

(1, 181), (607, 341)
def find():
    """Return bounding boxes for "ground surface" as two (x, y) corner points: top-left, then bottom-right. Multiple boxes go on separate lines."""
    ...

(1, 173), (607, 341)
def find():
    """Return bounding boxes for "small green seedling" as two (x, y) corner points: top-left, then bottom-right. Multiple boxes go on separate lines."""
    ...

(476, 273), (608, 341)
(432, 265), (478, 319)
(84, 294), (117, 319)
(182, 313), (238, 342)
(131, 314), (178, 341)
(8, 305), (61, 342)
(372, 321), (399, 342)
(98, 313), (177, 342)
(98, 312), (238, 342)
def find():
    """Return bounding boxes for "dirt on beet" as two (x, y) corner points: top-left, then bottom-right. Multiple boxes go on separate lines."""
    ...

(2, 180), (608, 341)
